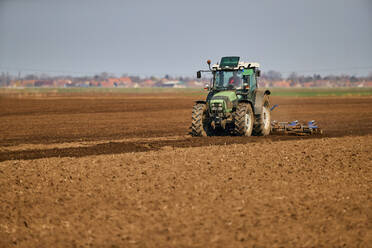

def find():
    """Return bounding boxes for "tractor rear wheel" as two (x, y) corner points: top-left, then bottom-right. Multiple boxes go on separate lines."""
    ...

(234, 102), (254, 136)
(191, 103), (213, 136)
(253, 95), (271, 136)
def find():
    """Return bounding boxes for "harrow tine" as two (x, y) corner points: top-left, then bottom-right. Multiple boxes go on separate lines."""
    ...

(270, 104), (279, 111)
(271, 120), (322, 135)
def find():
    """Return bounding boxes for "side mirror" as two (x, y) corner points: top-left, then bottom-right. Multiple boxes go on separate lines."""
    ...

(256, 70), (261, 77)
(197, 71), (201, 79)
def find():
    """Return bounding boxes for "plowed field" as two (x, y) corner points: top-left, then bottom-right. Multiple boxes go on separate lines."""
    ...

(0, 92), (371, 247)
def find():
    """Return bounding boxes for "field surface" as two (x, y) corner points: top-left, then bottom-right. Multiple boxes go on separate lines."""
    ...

(0, 89), (371, 247)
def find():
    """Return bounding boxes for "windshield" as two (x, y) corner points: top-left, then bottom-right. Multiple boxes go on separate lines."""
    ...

(214, 70), (244, 89)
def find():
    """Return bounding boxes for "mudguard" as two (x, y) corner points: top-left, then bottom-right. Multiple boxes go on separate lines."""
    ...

(206, 91), (214, 102)
(253, 89), (271, 115)
(237, 99), (253, 107)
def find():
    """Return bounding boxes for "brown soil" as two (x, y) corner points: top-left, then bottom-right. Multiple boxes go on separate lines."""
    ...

(1, 95), (372, 147)
(0, 93), (371, 247)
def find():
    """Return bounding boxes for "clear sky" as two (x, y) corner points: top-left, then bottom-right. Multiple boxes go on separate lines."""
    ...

(0, 0), (371, 77)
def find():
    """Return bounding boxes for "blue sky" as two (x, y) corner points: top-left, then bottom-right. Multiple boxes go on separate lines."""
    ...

(0, 0), (371, 77)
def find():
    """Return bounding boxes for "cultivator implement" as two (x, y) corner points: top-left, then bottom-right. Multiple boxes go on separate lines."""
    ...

(271, 120), (322, 135)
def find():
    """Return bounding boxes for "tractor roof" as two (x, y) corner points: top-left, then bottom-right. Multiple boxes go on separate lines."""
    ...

(211, 61), (260, 70)
(211, 56), (260, 71)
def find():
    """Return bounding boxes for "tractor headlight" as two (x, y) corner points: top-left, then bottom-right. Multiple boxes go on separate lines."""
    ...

(211, 102), (223, 112)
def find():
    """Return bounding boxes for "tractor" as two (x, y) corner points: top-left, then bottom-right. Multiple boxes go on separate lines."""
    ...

(191, 56), (271, 136)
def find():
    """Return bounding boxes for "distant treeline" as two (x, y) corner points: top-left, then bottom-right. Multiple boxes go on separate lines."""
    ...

(261, 70), (372, 83)
(1, 70), (372, 88)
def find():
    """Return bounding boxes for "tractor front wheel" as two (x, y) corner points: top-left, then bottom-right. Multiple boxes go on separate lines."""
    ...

(191, 103), (213, 136)
(234, 103), (254, 136)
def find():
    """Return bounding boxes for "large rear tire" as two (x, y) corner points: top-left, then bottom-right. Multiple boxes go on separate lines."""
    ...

(191, 103), (213, 137)
(234, 103), (254, 136)
(253, 95), (271, 136)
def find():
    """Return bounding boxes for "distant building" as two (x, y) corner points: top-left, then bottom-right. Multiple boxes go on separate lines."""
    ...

(34, 80), (54, 87)
(155, 80), (181, 88)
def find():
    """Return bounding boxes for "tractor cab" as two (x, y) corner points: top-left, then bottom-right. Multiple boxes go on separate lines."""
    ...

(211, 56), (260, 93)
(198, 56), (261, 93)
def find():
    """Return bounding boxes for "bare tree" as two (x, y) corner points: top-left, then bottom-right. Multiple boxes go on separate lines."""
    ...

(287, 72), (298, 82)
(24, 74), (39, 80)
(368, 72), (372, 81)
(264, 70), (282, 81)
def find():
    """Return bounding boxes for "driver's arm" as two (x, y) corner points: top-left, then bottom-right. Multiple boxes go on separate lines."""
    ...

(228, 77), (234, 85)
(235, 77), (242, 87)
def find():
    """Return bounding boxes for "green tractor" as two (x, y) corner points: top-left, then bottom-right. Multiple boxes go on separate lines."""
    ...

(191, 56), (271, 136)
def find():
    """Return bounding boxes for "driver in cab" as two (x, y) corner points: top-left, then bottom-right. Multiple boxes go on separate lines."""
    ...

(228, 71), (241, 88)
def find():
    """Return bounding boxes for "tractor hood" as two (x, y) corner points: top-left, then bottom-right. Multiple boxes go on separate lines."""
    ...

(209, 91), (238, 112)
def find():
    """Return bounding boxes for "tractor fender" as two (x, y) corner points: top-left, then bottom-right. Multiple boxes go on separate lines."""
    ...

(253, 89), (271, 115)
(196, 91), (215, 105)
(237, 99), (254, 110)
